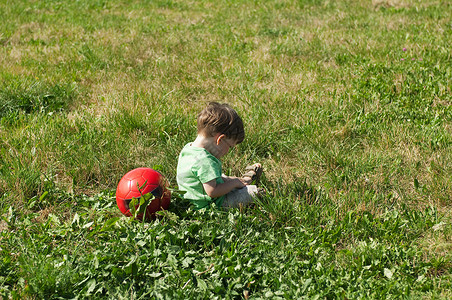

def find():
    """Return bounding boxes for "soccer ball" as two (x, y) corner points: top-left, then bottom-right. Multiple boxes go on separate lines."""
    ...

(116, 168), (171, 221)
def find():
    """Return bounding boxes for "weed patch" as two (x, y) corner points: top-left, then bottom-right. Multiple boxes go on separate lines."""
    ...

(1, 191), (450, 298)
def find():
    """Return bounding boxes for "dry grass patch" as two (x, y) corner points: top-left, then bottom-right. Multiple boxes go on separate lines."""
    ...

(372, 0), (413, 10)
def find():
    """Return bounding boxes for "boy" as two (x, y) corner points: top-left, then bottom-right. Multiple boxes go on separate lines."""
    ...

(176, 102), (263, 210)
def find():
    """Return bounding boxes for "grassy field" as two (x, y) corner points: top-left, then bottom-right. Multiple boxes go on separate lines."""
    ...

(1, 0), (451, 298)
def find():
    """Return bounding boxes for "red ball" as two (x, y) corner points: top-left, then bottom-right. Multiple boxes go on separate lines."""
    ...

(116, 168), (171, 221)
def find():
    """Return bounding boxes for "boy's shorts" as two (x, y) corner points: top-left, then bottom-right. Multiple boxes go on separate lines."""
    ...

(222, 185), (259, 208)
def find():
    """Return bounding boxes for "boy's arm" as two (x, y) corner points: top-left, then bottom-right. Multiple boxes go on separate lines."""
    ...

(222, 175), (252, 185)
(203, 178), (246, 198)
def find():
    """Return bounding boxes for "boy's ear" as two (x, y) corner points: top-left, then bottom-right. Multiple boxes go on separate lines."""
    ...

(215, 133), (226, 145)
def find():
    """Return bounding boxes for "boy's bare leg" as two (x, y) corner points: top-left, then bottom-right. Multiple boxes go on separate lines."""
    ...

(222, 185), (259, 208)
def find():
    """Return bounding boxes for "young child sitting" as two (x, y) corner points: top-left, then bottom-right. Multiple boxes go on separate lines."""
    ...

(176, 102), (263, 210)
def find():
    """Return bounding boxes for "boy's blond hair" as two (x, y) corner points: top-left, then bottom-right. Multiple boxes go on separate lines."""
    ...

(197, 102), (245, 143)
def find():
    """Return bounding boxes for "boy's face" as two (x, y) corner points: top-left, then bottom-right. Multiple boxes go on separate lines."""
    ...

(216, 135), (237, 158)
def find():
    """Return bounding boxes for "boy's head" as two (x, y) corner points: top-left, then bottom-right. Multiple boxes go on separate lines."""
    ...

(197, 102), (245, 144)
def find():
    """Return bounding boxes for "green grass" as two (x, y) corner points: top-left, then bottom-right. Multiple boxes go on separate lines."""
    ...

(1, 0), (451, 298)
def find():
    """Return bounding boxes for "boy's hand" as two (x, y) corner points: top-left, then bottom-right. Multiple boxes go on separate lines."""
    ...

(239, 176), (252, 185)
(234, 177), (247, 188)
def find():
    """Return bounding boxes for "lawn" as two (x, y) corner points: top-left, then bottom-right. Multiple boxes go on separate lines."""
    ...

(0, 0), (451, 298)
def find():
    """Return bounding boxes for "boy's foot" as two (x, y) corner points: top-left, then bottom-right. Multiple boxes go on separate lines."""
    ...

(242, 163), (263, 185)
